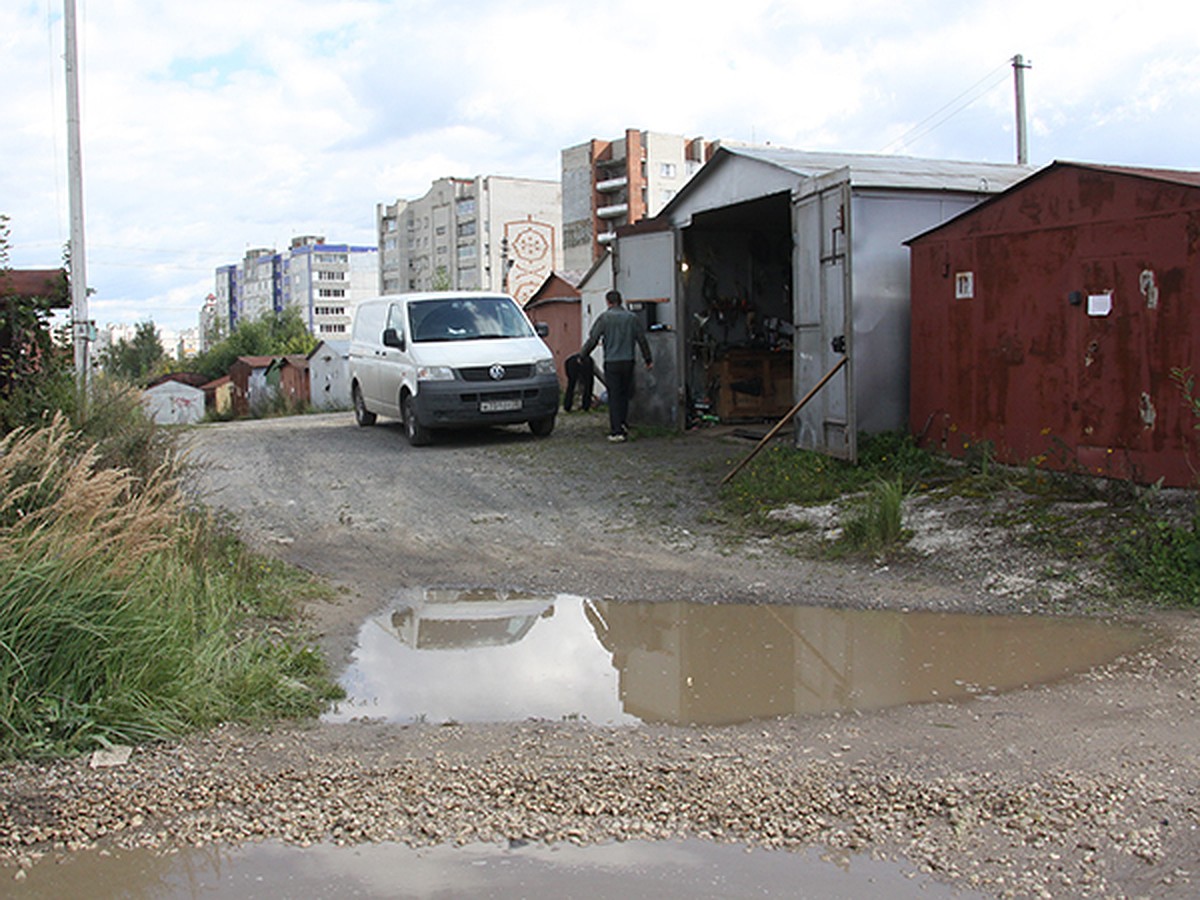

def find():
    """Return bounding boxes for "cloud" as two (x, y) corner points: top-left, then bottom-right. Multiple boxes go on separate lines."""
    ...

(4, 0), (1199, 333)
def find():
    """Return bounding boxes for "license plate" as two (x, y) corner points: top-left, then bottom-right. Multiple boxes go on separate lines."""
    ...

(480, 398), (522, 413)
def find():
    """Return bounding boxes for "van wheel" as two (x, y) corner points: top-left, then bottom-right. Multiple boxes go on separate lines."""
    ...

(353, 384), (376, 426)
(528, 415), (555, 438)
(402, 394), (432, 446)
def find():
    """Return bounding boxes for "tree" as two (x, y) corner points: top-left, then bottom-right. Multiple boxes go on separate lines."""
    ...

(100, 320), (166, 384)
(0, 214), (75, 433)
(191, 307), (317, 382)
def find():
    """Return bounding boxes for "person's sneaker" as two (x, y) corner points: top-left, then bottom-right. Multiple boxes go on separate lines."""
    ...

(607, 433), (627, 442)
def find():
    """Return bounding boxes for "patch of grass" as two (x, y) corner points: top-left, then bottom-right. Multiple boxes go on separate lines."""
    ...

(720, 430), (946, 520)
(1112, 515), (1200, 604)
(834, 477), (909, 556)
(0, 414), (341, 760)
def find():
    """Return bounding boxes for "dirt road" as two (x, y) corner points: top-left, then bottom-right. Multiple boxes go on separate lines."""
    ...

(3, 412), (1199, 898)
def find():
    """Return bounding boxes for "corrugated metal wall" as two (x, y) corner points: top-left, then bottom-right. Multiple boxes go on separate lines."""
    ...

(910, 164), (1200, 487)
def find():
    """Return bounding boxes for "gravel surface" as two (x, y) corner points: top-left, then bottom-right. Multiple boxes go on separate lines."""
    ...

(3, 411), (1199, 898)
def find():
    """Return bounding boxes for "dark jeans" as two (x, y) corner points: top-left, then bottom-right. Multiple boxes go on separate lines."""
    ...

(604, 360), (635, 436)
(563, 353), (595, 412)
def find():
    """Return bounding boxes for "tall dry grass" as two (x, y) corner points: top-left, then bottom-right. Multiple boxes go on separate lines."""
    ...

(0, 413), (180, 575)
(0, 411), (339, 759)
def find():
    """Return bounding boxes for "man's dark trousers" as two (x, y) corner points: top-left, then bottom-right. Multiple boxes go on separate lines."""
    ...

(604, 360), (635, 436)
(563, 353), (595, 412)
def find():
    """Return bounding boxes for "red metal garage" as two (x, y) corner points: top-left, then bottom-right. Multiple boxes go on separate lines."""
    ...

(908, 161), (1200, 487)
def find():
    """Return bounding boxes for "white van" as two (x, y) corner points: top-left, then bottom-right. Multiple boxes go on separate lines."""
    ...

(349, 292), (559, 445)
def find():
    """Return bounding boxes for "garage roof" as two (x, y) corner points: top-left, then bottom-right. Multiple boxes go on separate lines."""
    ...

(657, 144), (1032, 226)
(906, 160), (1200, 244)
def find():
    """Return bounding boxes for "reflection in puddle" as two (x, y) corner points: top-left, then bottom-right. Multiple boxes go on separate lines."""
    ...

(325, 589), (1149, 727)
(5, 838), (980, 899)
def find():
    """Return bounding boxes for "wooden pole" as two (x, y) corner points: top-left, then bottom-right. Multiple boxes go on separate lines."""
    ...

(720, 356), (847, 485)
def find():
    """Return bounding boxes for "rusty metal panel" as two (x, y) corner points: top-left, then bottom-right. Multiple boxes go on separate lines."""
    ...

(910, 163), (1200, 487)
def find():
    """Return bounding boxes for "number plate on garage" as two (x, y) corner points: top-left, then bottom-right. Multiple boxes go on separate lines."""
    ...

(480, 398), (522, 412)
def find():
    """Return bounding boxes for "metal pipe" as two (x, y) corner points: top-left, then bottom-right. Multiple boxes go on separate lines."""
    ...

(720, 356), (848, 485)
(1012, 54), (1031, 166)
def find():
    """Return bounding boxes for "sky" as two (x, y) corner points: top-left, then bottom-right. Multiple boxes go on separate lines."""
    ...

(3, 0), (1199, 337)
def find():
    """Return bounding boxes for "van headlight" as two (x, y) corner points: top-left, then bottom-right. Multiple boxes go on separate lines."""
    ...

(417, 365), (455, 382)
(535, 358), (556, 376)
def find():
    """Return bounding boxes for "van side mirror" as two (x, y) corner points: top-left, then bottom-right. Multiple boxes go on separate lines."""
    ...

(534, 322), (549, 338)
(383, 327), (405, 350)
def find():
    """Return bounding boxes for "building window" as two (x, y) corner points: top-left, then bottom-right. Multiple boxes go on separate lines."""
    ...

(457, 220), (477, 237)
(458, 245), (476, 260)
(317, 270), (344, 281)
(318, 288), (346, 298)
(660, 162), (677, 178)
(457, 198), (476, 217)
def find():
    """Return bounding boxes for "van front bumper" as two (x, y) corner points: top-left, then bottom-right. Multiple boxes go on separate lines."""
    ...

(413, 374), (560, 428)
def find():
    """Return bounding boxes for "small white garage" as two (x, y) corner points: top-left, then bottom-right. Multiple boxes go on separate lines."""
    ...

(142, 379), (205, 425)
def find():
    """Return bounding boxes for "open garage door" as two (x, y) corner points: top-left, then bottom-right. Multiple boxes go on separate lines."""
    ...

(613, 225), (682, 429)
(792, 182), (855, 461)
(676, 194), (795, 429)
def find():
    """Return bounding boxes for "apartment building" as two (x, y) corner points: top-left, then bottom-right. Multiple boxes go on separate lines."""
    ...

(210, 238), (379, 341)
(561, 130), (713, 271)
(376, 175), (562, 305)
(285, 236), (379, 340)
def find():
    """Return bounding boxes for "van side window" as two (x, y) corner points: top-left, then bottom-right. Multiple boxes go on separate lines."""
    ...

(387, 304), (406, 341)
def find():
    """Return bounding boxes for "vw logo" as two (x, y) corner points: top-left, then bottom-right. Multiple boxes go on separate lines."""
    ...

(488, 363), (506, 381)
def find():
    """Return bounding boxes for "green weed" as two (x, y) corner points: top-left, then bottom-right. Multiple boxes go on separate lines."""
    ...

(720, 430), (944, 521)
(1112, 516), (1200, 604)
(836, 477), (909, 555)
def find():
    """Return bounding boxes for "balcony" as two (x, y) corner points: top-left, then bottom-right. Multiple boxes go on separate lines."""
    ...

(596, 175), (628, 192)
(596, 202), (629, 220)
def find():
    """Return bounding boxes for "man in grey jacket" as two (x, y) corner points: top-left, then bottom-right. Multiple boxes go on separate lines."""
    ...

(580, 290), (653, 442)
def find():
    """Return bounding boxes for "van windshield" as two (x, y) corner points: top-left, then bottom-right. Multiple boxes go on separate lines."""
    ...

(408, 297), (535, 343)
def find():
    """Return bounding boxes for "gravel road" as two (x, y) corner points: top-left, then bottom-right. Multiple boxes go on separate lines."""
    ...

(3, 411), (1199, 898)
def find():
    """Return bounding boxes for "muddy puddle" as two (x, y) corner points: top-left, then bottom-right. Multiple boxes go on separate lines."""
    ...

(6, 837), (981, 899)
(325, 589), (1149, 727)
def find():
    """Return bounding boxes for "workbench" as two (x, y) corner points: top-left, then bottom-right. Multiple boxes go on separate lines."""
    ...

(714, 349), (793, 420)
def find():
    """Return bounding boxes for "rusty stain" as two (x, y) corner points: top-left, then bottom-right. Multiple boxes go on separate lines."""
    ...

(1085, 340), (1099, 367)
(1139, 392), (1157, 429)
(1139, 270), (1159, 309)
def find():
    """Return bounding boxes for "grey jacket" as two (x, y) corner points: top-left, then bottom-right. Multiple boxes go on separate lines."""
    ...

(581, 307), (652, 365)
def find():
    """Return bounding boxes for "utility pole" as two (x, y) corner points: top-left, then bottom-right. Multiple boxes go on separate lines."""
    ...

(1012, 54), (1032, 165)
(65, 0), (91, 395)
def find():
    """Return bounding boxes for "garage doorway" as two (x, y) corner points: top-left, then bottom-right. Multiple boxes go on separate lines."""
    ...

(679, 192), (794, 425)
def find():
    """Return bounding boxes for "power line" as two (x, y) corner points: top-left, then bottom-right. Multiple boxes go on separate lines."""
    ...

(880, 59), (1012, 155)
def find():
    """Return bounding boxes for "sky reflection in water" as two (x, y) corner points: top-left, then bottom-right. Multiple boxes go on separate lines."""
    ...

(324, 589), (1149, 727)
